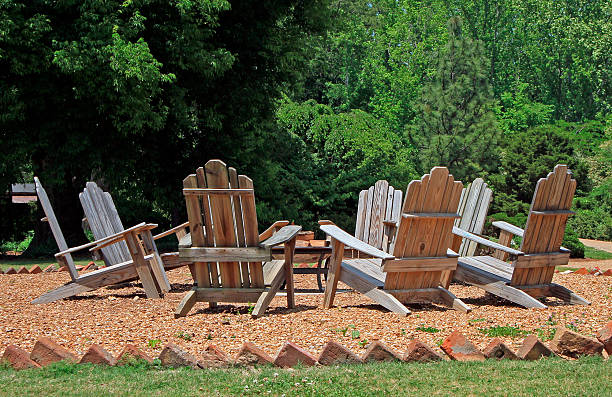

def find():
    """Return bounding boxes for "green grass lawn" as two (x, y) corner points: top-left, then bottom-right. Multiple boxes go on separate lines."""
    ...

(584, 246), (612, 260)
(0, 358), (609, 396)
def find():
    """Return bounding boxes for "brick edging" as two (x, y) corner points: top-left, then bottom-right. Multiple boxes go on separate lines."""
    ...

(2, 322), (610, 370)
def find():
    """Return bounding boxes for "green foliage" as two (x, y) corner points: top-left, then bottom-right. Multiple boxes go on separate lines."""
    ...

(562, 227), (585, 259)
(569, 179), (612, 240)
(478, 326), (527, 338)
(274, 99), (418, 232)
(415, 326), (440, 333)
(410, 17), (500, 181)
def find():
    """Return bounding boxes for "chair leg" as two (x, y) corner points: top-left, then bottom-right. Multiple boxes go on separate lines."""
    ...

(32, 282), (95, 304)
(338, 266), (410, 316)
(548, 283), (590, 305)
(322, 238), (344, 309)
(252, 262), (286, 318)
(174, 289), (197, 318)
(436, 286), (470, 313)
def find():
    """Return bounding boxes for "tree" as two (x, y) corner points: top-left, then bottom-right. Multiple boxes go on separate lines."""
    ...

(409, 16), (500, 181)
(0, 0), (327, 254)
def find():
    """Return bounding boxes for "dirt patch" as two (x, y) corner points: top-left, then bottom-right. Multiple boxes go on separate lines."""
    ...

(0, 268), (610, 359)
(579, 239), (612, 254)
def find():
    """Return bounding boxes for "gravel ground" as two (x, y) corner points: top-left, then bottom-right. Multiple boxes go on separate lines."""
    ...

(1, 267), (610, 359)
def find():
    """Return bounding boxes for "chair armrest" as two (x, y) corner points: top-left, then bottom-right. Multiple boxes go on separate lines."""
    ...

(55, 222), (154, 258)
(259, 221), (291, 242)
(320, 224), (395, 260)
(492, 221), (524, 238)
(153, 221), (189, 240)
(452, 226), (523, 257)
(259, 225), (302, 248)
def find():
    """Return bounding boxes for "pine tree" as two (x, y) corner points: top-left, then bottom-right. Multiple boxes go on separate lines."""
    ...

(410, 17), (500, 181)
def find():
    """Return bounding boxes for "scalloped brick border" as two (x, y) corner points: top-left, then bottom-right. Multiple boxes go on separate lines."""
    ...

(1, 324), (609, 370)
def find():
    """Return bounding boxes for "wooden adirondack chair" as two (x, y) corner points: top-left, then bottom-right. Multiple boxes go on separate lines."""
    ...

(174, 160), (301, 318)
(320, 167), (470, 316)
(33, 177), (176, 303)
(452, 165), (590, 308)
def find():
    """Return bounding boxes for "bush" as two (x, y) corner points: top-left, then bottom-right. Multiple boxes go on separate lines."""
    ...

(562, 226), (585, 258)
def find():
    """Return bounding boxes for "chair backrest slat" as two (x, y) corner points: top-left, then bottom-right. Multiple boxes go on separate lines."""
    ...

(355, 180), (403, 252)
(79, 182), (131, 266)
(34, 177), (78, 280)
(454, 178), (492, 256)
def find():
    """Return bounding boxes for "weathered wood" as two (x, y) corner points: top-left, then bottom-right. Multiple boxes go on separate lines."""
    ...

(124, 232), (160, 299)
(153, 221), (189, 240)
(175, 160), (298, 317)
(492, 221), (525, 237)
(140, 230), (171, 293)
(339, 261), (410, 316)
(320, 224), (394, 260)
(494, 229), (514, 260)
(322, 238), (345, 309)
(454, 258), (547, 309)
(454, 165), (584, 308)
(453, 226), (523, 257)
(175, 290), (197, 318)
(381, 257), (457, 272)
(259, 221), (291, 243)
(34, 177), (79, 281)
(283, 238), (297, 309)
(178, 247), (272, 262)
(252, 260), (286, 318)
(321, 168), (470, 313)
(454, 178), (492, 257)
(195, 288), (265, 302)
(514, 252), (570, 268)
(260, 225), (302, 248)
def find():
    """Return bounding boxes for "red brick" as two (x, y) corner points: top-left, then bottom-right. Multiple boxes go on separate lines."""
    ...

(17, 266), (29, 274)
(361, 341), (402, 362)
(43, 265), (57, 273)
(551, 327), (604, 357)
(58, 265), (69, 272)
(517, 335), (555, 360)
(274, 342), (317, 368)
(4, 267), (16, 274)
(297, 231), (315, 241)
(79, 344), (116, 366)
(116, 344), (153, 365)
(309, 240), (328, 247)
(603, 269), (612, 277)
(82, 262), (98, 271)
(482, 338), (519, 360)
(595, 321), (612, 355)
(574, 267), (589, 275)
(298, 263), (310, 268)
(441, 331), (485, 361)
(403, 340), (443, 362)
(29, 265), (43, 274)
(234, 342), (274, 367)
(2, 345), (41, 370)
(199, 345), (231, 368)
(296, 240), (309, 247)
(75, 265), (84, 271)
(159, 343), (198, 368)
(30, 337), (78, 366)
(318, 340), (362, 365)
